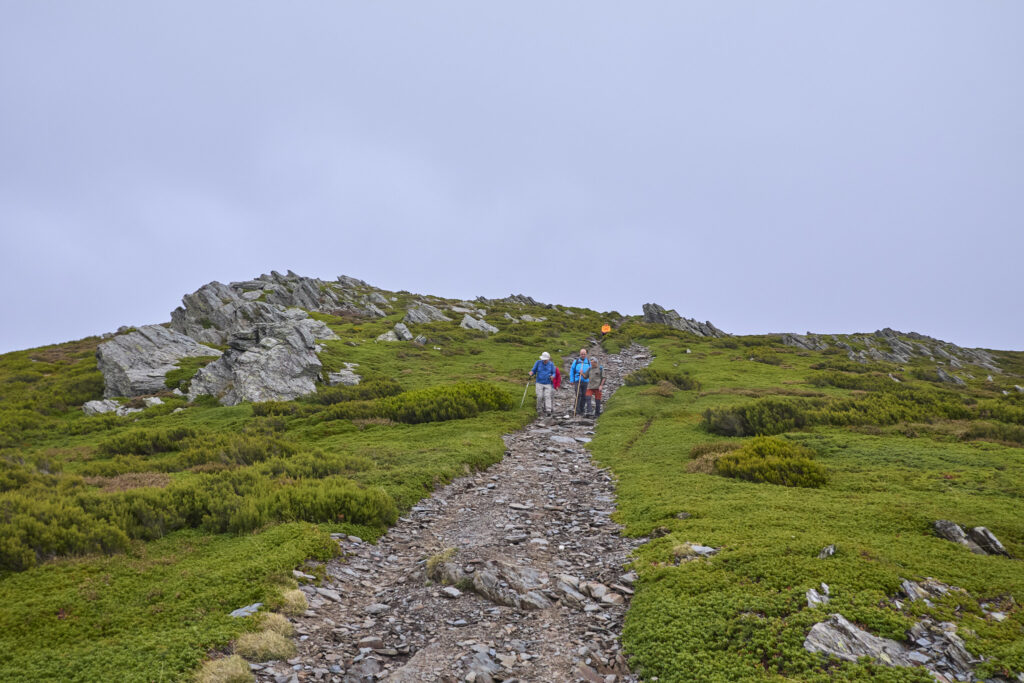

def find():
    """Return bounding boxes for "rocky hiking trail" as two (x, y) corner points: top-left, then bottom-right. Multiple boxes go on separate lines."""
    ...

(254, 345), (653, 683)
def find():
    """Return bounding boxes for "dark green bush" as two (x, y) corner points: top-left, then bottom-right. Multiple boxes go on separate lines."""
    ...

(714, 436), (826, 488)
(256, 451), (374, 479)
(961, 422), (1024, 446)
(625, 368), (701, 391)
(319, 382), (513, 424)
(976, 400), (1024, 426)
(97, 427), (198, 456)
(304, 378), (403, 405)
(808, 371), (898, 392)
(703, 398), (811, 437)
(177, 433), (298, 468)
(251, 401), (320, 417)
(809, 359), (892, 374)
(0, 467), (397, 570)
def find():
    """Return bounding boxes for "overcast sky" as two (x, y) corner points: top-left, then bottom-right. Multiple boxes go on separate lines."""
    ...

(2, 2), (1021, 354)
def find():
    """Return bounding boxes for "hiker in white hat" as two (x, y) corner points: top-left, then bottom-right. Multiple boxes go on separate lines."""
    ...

(528, 351), (557, 416)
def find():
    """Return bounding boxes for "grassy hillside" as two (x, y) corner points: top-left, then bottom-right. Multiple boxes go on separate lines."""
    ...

(0, 291), (606, 681)
(589, 331), (1024, 682)
(1, 292), (1022, 681)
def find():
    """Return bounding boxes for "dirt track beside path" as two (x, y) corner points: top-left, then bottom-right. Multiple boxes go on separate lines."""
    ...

(255, 344), (653, 683)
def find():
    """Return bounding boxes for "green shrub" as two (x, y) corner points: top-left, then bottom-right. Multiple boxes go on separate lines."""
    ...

(0, 466), (396, 570)
(714, 436), (827, 488)
(303, 378), (403, 405)
(250, 401), (319, 417)
(961, 422), (1024, 446)
(319, 382), (513, 424)
(976, 400), (1024, 426)
(703, 398), (811, 437)
(256, 451), (374, 479)
(97, 427), (198, 456)
(809, 358), (893, 373)
(178, 434), (297, 468)
(625, 368), (700, 391)
(808, 371), (897, 392)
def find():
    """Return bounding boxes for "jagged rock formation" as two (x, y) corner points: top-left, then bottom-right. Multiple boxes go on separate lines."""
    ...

(804, 613), (916, 666)
(188, 321), (326, 405)
(781, 333), (829, 351)
(170, 277), (348, 347)
(459, 314), (499, 334)
(403, 303), (451, 325)
(933, 520), (1010, 557)
(642, 303), (727, 337)
(475, 293), (550, 308)
(96, 325), (221, 397)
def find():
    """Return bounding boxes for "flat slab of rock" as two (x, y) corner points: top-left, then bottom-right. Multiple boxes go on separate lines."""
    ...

(804, 613), (914, 666)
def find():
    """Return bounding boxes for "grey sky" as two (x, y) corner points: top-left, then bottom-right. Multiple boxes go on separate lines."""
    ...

(2, 2), (1021, 354)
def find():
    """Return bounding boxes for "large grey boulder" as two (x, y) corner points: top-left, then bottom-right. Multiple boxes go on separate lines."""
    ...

(96, 325), (221, 398)
(966, 526), (1010, 557)
(460, 314), (499, 334)
(804, 613), (915, 666)
(642, 303), (727, 337)
(187, 324), (325, 406)
(933, 520), (982, 552)
(932, 520), (1007, 555)
(393, 323), (414, 341)
(403, 303), (451, 324)
(377, 323), (413, 342)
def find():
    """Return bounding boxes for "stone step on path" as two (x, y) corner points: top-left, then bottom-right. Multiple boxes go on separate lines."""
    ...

(253, 344), (653, 683)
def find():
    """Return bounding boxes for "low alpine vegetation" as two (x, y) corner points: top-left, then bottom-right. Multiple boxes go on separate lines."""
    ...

(713, 436), (827, 488)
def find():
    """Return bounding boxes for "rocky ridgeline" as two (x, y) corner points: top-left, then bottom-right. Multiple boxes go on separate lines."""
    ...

(641, 303), (727, 338)
(245, 346), (654, 683)
(782, 328), (1001, 377)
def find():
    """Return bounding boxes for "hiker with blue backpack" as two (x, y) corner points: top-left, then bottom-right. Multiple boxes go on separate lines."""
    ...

(569, 348), (591, 418)
(528, 351), (558, 417)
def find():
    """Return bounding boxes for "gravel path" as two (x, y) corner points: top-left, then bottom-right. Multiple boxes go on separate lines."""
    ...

(254, 344), (653, 683)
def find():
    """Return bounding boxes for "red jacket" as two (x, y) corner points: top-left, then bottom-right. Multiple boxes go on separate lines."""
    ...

(553, 367), (562, 390)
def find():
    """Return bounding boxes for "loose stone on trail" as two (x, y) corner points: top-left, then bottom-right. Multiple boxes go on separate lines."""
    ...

(253, 345), (653, 682)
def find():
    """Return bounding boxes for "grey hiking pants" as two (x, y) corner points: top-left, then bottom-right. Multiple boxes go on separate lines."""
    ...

(535, 382), (554, 413)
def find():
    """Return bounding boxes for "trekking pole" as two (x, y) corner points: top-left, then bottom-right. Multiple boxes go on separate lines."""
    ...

(520, 380), (531, 409)
(572, 379), (582, 418)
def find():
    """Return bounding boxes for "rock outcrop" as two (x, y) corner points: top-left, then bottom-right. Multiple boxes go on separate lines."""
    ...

(169, 280), (339, 347)
(96, 325), (221, 398)
(460, 314), (499, 334)
(475, 293), (549, 308)
(804, 613), (915, 666)
(187, 318), (329, 405)
(403, 303), (451, 325)
(781, 333), (829, 351)
(933, 520), (1011, 557)
(642, 303), (727, 337)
